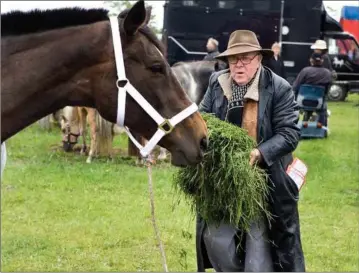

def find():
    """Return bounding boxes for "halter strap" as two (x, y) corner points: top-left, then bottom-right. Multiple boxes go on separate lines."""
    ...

(109, 15), (198, 158)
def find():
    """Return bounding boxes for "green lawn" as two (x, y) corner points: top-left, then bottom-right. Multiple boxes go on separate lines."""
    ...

(1, 95), (358, 272)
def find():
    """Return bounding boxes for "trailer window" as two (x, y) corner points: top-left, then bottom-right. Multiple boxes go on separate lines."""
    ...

(182, 0), (199, 6)
(328, 38), (339, 55)
(328, 38), (359, 64)
(218, 1), (236, 9)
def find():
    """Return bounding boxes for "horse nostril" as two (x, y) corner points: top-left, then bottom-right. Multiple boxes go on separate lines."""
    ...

(200, 137), (208, 152)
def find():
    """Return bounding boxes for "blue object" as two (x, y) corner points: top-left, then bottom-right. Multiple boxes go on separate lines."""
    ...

(296, 84), (328, 139)
(297, 121), (327, 139)
(341, 6), (359, 21)
(297, 84), (325, 111)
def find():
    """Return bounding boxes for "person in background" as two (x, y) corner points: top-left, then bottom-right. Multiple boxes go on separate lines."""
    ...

(197, 29), (305, 272)
(310, 39), (337, 71)
(203, 37), (220, 61)
(263, 42), (286, 79)
(348, 41), (358, 63)
(292, 52), (332, 124)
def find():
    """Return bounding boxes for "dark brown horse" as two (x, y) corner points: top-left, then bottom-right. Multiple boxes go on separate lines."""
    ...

(1, 0), (208, 166)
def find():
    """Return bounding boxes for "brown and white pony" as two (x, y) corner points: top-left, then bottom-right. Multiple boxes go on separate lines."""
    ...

(60, 106), (115, 163)
(1, 0), (208, 167)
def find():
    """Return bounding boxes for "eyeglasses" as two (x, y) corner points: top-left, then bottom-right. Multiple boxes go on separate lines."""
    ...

(227, 54), (259, 65)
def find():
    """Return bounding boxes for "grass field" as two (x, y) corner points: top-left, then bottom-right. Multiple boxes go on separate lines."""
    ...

(1, 95), (358, 272)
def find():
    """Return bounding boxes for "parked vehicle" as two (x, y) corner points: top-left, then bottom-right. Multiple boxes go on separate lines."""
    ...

(161, 0), (359, 101)
(326, 5), (359, 101)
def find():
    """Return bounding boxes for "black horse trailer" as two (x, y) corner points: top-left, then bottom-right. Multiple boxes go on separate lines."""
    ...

(161, 0), (359, 101)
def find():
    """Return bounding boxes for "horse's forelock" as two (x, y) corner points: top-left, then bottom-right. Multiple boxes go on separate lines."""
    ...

(62, 106), (73, 120)
(62, 106), (79, 125)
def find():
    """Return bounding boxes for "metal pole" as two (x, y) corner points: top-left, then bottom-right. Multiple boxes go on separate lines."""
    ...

(279, 0), (285, 44)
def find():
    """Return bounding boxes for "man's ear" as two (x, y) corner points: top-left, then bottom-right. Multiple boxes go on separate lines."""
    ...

(258, 54), (263, 62)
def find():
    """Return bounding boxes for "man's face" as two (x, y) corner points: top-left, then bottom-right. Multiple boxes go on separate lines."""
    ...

(272, 45), (280, 56)
(228, 52), (262, 85)
(206, 40), (215, 51)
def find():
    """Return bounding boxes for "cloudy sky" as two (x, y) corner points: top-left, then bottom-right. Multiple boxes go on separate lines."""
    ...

(1, 1), (359, 29)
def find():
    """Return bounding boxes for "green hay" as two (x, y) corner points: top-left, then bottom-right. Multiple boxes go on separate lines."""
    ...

(173, 113), (271, 231)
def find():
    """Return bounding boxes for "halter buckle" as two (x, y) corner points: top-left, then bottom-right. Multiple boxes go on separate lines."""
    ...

(158, 119), (174, 135)
(116, 79), (128, 89)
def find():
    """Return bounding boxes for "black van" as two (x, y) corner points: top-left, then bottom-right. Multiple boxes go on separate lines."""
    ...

(161, 0), (359, 101)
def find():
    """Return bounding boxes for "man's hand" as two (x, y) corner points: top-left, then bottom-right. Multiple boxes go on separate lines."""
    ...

(249, 148), (262, 166)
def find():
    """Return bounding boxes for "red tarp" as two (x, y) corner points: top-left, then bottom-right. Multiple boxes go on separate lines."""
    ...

(340, 18), (359, 42)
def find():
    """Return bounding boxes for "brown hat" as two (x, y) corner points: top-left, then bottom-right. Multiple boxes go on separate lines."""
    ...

(216, 30), (274, 60)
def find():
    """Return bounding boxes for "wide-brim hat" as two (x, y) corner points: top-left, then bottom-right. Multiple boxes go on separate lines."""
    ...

(310, 39), (327, 50)
(215, 30), (274, 61)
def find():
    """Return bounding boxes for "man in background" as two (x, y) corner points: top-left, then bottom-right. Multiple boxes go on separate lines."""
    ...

(292, 52), (332, 125)
(310, 39), (337, 80)
(203, 37), (220, 61)
(263, 42), (286, 79)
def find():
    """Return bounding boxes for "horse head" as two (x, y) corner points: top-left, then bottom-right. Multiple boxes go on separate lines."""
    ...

(60, 107), (80, 152)
(91, 0), (208, 166)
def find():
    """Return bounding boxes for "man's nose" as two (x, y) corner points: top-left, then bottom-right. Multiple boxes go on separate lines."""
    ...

(235, 59), (245, 67)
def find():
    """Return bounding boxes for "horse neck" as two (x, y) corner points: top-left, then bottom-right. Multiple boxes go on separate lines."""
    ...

(192, 61), (216, 88)
(172, 61), (215, 104)
(1, 21), (109, 142)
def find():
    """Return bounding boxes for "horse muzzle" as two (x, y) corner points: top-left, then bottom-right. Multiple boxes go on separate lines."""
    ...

(62, 141), (75, 152)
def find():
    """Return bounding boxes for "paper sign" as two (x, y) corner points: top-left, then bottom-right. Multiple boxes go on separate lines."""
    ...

(286, 158), (308, 191)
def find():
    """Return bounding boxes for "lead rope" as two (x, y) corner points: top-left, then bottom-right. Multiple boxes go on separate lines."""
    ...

(145, 157), (169, 272)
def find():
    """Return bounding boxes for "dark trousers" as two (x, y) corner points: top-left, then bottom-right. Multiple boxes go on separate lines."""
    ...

(265, 158), (306, 272)
(196, 157), (306, 272)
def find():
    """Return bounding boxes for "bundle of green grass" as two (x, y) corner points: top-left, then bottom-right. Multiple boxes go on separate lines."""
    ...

(173, 113), (271, 231)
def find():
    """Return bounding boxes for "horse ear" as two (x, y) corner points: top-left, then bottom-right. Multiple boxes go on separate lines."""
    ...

(123, 0), (147, 36)
(144, 6), (152, 25)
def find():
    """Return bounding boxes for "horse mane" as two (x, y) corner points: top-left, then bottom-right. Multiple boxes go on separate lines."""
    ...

(1, 7), (165, 53)
(1, 8), (109, 36)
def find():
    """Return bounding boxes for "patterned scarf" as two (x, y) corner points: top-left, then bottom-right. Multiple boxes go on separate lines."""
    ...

(226, 71), (257, 127)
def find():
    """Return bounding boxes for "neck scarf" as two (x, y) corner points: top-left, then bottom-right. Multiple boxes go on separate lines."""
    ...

(226, 70), (258, 127)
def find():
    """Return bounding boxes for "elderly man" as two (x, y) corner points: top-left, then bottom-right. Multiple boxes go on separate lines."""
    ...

(203, 37), (220, 61)
(197, 30), (305, 272)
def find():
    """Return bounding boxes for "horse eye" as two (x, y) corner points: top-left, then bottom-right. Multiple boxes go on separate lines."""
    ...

(149, 64), (164, 74)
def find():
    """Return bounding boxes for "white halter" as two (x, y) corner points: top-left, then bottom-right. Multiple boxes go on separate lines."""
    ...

(109, 16), (198, 158)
